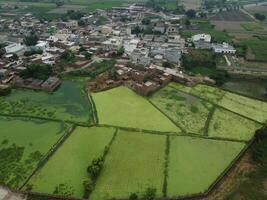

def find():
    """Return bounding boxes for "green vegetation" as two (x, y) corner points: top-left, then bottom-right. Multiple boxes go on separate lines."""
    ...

(0, 79), (93, 123)
(150, 86), (213, 134)
(68, 59), (116, 78)
(0, 117), (68, 188)
(90, 131), (166, 200)
(181, 50), (229, 86)
(20, 64), (52, 80)
(28, 126), (115, 198)
(181, 20), (231, 43)
(218, 92), (267, 123)
(92, 86), (180, 132)
(169, 83), (226, 103)
(241, 23), (263, 31)
(167, 136), (245, 197)
(208, 108), (261, 141)
(225, 126), (267, 199)
(240, 39), (267, 62)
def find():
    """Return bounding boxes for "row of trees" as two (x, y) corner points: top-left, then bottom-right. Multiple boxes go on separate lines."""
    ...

(129, 187), (157, 200)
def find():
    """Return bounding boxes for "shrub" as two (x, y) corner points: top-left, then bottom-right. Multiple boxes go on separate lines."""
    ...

(143, 187), (157, 200)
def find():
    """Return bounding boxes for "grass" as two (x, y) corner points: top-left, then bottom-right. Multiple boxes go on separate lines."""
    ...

(241, 23), (264, 31)
(150, 86), (213, 134)
(27, 126), (115, 198)
(167, 136), (245, 197)
(0, 79), (93, 124)
(169, 83), (226, 104)
(0, 116), (69, 188)
(90, 130), (166, 200)
(208, 108), (261, 141)
(92, 86), (181, 133)
(240, 39), (267, 62)
(218, 92), (267, 123)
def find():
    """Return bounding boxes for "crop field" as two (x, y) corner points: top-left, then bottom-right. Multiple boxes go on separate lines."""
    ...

(241, 22), (264, 31)
(211, 21), (245, 31)
(150, 86), (213, 134)
(208, 108), (261, 141)
(240, 39), (267, 62)
(0, 79), (93, 124)
(210, 10), (253, 21)
(167, 136), (245, 197)
(92, 86), (180, 133)
(218, 92), (267, 123)
(169, 82), (267, 124)
(169, 83), (226, 103)
(90, 131), (166, 200)
(181, 0), (201, 10)
(245, 4), (267, 20)
(0, 116), (69, 188)
(27, 126), (115, 198)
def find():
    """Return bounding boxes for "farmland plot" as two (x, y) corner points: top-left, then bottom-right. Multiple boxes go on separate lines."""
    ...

(208, 108), (261, 141)
(218, 92), (267, 123)
(92, 86), (180, 133)
(167, 136), (245, 197)
(169, 83), (226, 103)
(28, 126), (115, 198)
(90, 131), (166, 200)
(0, 79), (93, 124)
(0, 117), (69, 188)
(150, 86), (213, 134)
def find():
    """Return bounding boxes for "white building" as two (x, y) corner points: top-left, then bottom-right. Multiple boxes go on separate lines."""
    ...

(4, 43), (25, 56)
(102, 37), (123, 51)
(35, 41), (49, 51)
(212, 43), (236, 54)
(192, 34), (211, 43)
(123, 38), (139, 56)
(130, 48), (151, 67)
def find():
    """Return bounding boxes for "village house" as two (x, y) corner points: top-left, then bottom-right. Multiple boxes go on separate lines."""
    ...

(212, 42), (236, 54)
(192, 33), (212, 49)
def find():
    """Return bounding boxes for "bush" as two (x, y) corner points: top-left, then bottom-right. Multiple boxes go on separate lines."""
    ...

(143, 187), (156, 200)
(129, 193), (138, 200)
(20, 64), (52, 80)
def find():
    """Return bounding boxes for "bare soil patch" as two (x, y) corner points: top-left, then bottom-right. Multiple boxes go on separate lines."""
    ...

(210, 10), (253, 22)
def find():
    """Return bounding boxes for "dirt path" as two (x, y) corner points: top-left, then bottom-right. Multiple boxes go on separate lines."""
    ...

(0, 186), (27, 200)
(200, 150), (256, 200)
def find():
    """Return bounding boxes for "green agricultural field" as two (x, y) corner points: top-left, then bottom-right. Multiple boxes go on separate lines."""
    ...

(241, 22), (264, 31)
(0, 79), (93, 124)
(92, 86), (180, 133)
(167, 136), (245, 197)
(218, 92), (267, 123)
(150, 86), (213, 134)
(169, 83), (226, 103)
(208, 108), (261, 141)
(27, 126), (115, 198)
(0, 117), (69, 188)
(90, 131), (166, 200)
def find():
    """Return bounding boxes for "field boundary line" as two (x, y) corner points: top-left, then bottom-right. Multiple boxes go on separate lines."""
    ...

(0, 112), (92, 126)
(168, 85), (264, 125)
(87, 93), (99, 124)
(147, 99), (187, 133)
(162, 135), (170, 197)
(19, 125), (77, 190)
(88, 128), (118, 199)
(96, 124), (179, 136)
(203, 105), (216, 136)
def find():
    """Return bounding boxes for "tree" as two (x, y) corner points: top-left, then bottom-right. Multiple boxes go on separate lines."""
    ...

(129, 193), (138, 200)
(20, 64), (52, 80)
(23, 34), (39, 46)
(143, 187), (156, 200)
(142, 18), (151, 25)
(55, 0), (64, 7)
(185, 18), (191, 26)
(61, 50), (75, 62)
(254, 13), (266, 21)
(185, 9), (196, 18)
(162, 61), (174, 68)
(87, 157), (104, 180)
(11, 53), (18, 61)
(116, 47), (124, 56)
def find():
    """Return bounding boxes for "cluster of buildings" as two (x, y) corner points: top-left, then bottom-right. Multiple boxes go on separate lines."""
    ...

(0, 3), (236, 94)
(191, 33), (236, 54)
